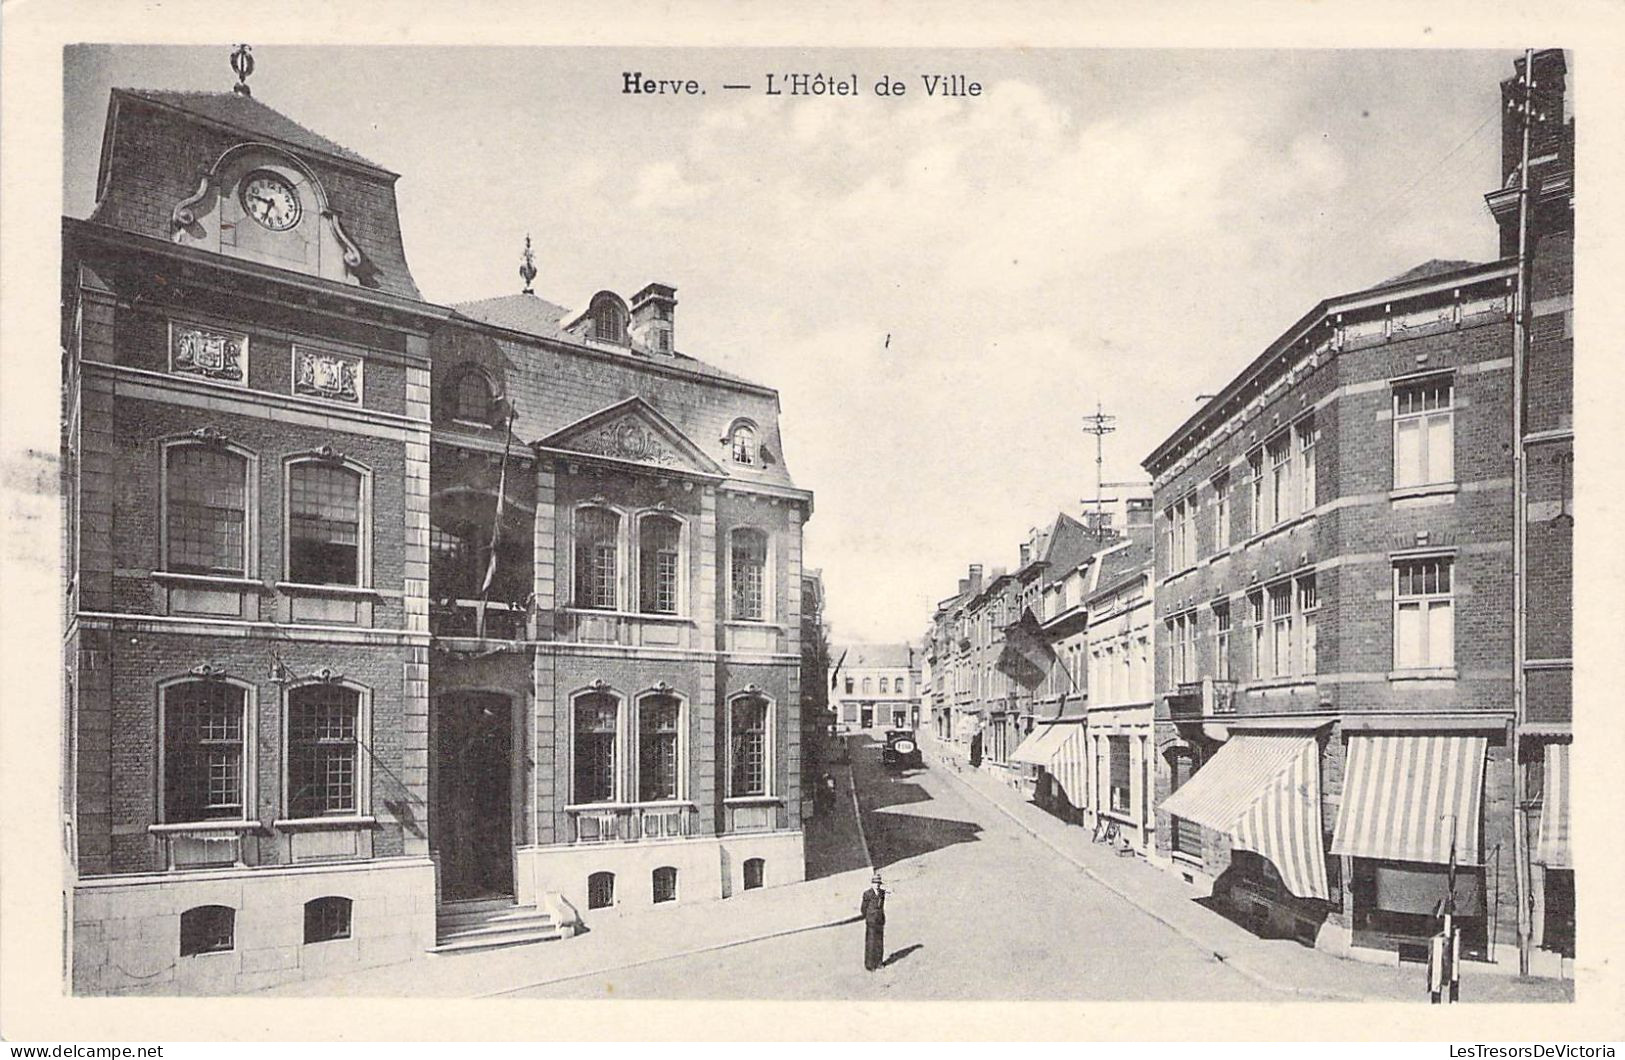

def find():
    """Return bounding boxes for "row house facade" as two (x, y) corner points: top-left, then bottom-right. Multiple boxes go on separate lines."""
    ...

(62, 83), (812, 995)
(1147, 50), (1572, 972)
(830, 643), (917, 733)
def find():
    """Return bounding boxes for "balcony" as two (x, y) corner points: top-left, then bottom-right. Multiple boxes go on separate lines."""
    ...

(565, 802), (698, 844)
(431, 599), (531, 640)
(1167, 677), (1236, 720)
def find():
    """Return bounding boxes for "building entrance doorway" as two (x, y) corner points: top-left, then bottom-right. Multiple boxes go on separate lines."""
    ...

(433, 692), (514, 901)
(861, 705), (873, 728)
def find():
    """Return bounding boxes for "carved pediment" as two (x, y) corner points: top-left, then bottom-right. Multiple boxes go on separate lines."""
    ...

(536, 398), (723, 477)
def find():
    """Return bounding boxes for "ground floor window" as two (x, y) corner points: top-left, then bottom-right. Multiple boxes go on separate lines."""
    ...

(1543, 868), (1575, 957)
(743, 857), (765, 890)
(303, 896), (352, 944)
(1108, 736), (1131, 815)
(1169, 749), (1203, 857)
(652, 866), (678, 904)
(1350, 858), (1488, 960)
(588, 871), (615, 910)
(179, 905), (235, 956)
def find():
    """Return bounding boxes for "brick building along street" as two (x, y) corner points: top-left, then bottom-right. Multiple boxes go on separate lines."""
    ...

(61, 69), (812, 994)
(1146, 49), (1572, 973)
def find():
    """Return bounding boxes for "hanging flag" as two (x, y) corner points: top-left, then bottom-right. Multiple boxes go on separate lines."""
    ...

(996, 608), (1056, 691)
(476, 399), (518, 639)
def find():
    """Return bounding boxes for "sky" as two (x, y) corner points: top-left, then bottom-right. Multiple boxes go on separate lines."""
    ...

(63, 45), (1517, 646)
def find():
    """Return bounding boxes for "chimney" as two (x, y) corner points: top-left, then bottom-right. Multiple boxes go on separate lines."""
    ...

(1492, 49), (1570, 257)
(968, 564), (983, 591)
(1019, 543), (1032, 565)
(630, 283), (677, 355)
(1125, 497), (1153, 528)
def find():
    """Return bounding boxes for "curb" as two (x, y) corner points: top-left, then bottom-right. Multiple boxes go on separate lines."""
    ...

(476, 910), (865, 998)
(929, 745), (1366, 1003)
(843, 736), (876, 872)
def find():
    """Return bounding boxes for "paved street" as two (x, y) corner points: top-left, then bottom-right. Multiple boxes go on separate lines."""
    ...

(511, 735), (1275, 1000)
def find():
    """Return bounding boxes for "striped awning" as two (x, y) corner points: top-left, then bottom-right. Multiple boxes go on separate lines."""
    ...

(1536, 742), (1570, 869)
(1159, 734), (1328, 899)
(1330, 733), (1487, 865)
(1010, 723), (1068, 765)
(1047, 725), (1088, 810)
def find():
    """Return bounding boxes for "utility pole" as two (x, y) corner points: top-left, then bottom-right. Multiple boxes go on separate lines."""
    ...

(1508, 46), (1539, 978)
(1081, 401), (1116, 538)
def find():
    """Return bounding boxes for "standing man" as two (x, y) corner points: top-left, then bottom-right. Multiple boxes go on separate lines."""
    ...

(861, 872), (887, 971)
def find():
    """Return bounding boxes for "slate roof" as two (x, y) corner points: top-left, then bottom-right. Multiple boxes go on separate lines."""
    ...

(121, 89), (390, 172)
(837, 643), (917, 670)
(1376, 258), (1484, 290)
(449, 292), (764, 389)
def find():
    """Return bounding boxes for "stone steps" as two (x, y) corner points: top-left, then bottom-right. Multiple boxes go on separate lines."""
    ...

(432, 898), (565, 954)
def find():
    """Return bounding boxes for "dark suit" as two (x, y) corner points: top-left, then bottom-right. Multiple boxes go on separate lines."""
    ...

(861, 885), (886, 970)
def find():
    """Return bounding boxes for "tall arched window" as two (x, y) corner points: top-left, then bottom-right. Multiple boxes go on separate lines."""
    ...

(162, 679), (249, 822)
(287, 460), (364, 585)
(573, 692), (619, 804)
(729, 528), (768, 621)
(862, 677), (872, 694)
(574, 507), (621, 611)
(638, 694), (681, 802)
(729, 695), (770, 797)
(730, 423), (757, 465)
(638, 514), (682, 615)
(454, 369), (493, 422)
(879, 678), (889, 694)
(164, 444), (250, 575)
(286, 683), (363, 818)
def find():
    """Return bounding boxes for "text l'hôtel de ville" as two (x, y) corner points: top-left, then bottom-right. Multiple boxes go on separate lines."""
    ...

(622, 72), (982, 99)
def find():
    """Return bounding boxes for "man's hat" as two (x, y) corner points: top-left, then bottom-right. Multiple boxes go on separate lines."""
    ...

(871, 872), (883, 884)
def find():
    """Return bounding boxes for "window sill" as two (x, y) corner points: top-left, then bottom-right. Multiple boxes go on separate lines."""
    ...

(1170, 849), (1206, 868)
(1238, 511), (1316, 551)
(724, 795), (781, 806)
(151, 571), (264, 590)
(1243, 677), (1316, 692)
(1388, 668), (1458, 682)
(277, 581), (384, 599)
(273, 815), (376, 830)
(564, 801), (697, 812)
(725, 619), (785, 630)
(563, 606), (695, 624)
(149, 820), (261, 834)
(1389, 483), (1458, 503)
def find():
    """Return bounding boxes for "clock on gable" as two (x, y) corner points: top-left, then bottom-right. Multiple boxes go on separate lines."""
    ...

(239, 170), (302, 231)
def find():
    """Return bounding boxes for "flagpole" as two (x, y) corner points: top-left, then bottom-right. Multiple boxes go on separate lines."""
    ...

(476, 401), (518, 640)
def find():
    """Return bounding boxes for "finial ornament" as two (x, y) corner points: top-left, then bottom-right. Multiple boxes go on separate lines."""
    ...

(520, 234), (538, 295)
(231, 44), (254, 97)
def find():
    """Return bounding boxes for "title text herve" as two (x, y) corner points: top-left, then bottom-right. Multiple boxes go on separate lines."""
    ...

(620, 71), (982, 98)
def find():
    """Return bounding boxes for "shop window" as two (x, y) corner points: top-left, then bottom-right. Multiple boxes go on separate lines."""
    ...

(652, 866), (678, 904)
(638, 514), (683, 615)
(179, 905), (235, 956)
(638, 694), (681, 802)
(1109, 736), (1131, 815)
(573, 692), (619, 804)
(743, 858), (765, 890)
(574, 507), (620, 610)
(303, 896), (352, 944)
(587, 871), (615, 910)
(162, 680), (248, 822)
(287, 460), (363, 585)
(164, 444), (249, 575)
(729, 696), (769, 797)
(286, 683), (361, 818)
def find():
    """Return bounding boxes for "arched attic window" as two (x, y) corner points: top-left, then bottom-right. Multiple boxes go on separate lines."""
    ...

(454, 367), (495, 424)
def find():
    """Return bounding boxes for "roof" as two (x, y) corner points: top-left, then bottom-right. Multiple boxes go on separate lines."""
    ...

(449, 292), (763, 389)
(119, 89), (390, 173)
(836, 644), (916, 670)
(1144, 257), (1513, 474)
(1375, 259), (1483, 290)
(1086, 536), (1153, 602)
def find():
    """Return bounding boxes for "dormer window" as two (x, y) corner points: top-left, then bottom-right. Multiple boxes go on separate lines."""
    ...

(594, 303), (627, 345)
(730, 423), (757, 466)
(454, 368), (493, 423)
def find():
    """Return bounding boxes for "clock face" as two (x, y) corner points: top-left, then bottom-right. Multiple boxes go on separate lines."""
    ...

(240, 172), (302, 231)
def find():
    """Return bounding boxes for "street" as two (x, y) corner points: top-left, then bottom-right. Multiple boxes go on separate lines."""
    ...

(510, 736), (1276, 1000)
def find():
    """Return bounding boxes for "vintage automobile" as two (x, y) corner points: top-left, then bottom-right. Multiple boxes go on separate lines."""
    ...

(881, 729), (923, 769)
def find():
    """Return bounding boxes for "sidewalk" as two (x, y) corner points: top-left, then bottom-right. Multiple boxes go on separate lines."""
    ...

(257, 767), (874, 998)
(925, 735), (1574, 1004)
